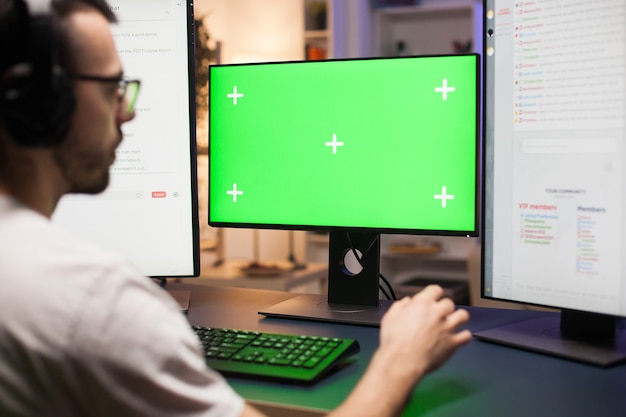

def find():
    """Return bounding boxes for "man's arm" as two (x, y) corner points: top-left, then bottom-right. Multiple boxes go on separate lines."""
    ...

(239, 285), (471, 417)
(240, 404), (267, 417)
(330, 285), (471, 417)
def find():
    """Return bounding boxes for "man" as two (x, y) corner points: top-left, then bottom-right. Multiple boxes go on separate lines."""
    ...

(0, 0), (472, 416)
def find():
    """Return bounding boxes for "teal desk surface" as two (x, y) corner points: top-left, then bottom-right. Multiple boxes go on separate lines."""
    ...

(167, 282), (626, 417)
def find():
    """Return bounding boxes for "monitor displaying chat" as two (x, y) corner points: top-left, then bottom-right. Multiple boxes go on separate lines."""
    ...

(208, 54), (479, 235)
(52, 0), (199, 277)
(483, 0), (626, 316)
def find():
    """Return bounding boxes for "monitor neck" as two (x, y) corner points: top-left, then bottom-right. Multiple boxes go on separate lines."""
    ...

(328, 231), (380, 306)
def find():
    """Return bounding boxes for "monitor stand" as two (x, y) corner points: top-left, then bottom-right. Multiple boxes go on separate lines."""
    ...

(474, 310), (626, 367)
(167, 289), (191, 313)
(259, 232), (394, 327)
(259, 294), (394, 327)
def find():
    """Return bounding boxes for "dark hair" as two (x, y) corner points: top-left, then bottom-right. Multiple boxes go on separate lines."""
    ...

(0, 0), (117, 77)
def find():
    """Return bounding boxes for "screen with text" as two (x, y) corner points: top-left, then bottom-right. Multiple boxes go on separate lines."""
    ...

(52, 0), (198, 277)
(483, 0), (626, 315)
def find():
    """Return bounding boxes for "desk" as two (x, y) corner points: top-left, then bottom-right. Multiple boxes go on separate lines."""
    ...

(194, 260), (328, 292)
(168, 282), (626, 417)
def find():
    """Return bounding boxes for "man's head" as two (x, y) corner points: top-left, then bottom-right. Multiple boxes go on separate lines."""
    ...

(0, 0), (137, 211)
(0, 0), (118, 147)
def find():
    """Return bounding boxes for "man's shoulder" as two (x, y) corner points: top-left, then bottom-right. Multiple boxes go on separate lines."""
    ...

(0, 196), (137, 279)
(0, 196), (162, 333)
(0, 197), (184, 361)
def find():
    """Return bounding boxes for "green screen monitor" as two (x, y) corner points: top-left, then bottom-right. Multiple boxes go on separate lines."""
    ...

(209, 54), (480, 326)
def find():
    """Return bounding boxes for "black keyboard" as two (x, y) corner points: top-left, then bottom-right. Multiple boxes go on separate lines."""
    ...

(192, 325), (360, 384)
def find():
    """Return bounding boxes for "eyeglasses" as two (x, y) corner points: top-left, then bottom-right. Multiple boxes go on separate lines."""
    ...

(71, 74), (141, 117)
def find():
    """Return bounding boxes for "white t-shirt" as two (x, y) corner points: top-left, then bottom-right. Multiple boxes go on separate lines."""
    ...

(0, 196), (244, 417)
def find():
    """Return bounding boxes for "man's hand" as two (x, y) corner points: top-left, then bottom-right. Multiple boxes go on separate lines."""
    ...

(379, 285), (472, 380)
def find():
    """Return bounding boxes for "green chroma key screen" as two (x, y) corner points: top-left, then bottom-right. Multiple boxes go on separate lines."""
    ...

(209, 54), (479, 234)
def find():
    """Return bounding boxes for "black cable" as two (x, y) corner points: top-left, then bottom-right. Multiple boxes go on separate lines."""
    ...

(379, 284), (391, 300)
(379, 273), (397, 300)
(349, 233), (381, 261)
(346, 232), (379, 267)
(346, 232), (397, 300)
(346, 232), (361, 265)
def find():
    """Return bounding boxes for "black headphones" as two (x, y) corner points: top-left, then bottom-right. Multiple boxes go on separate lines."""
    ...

(0, 0), (76, 147)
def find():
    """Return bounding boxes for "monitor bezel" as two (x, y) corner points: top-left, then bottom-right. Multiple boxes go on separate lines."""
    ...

(207, 53), (481, 239)
(183, 0), (201, 278)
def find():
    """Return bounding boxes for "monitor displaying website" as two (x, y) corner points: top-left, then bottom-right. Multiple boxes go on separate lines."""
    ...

(483, 0), (626, 316)
(52, 0), (199, 277)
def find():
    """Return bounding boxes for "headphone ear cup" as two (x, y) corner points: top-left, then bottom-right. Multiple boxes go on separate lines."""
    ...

(1, 63), (76, 147)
